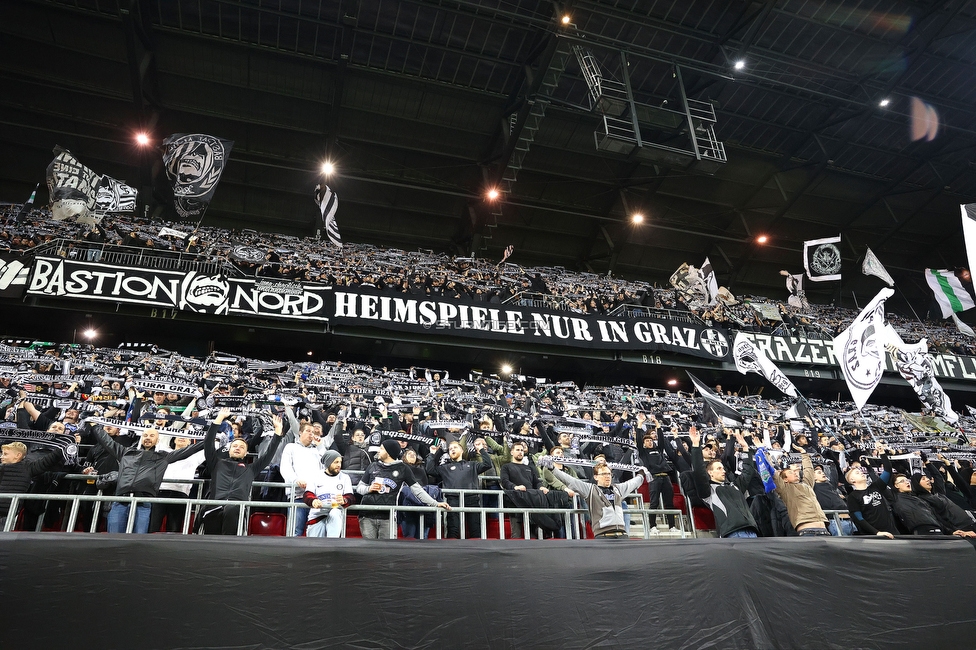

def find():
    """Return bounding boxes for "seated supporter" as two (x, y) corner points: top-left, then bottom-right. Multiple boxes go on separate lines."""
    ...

(303, 450), (354, 538)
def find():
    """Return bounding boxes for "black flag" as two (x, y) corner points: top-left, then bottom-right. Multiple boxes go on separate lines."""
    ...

(314, 184), (342, 248)
(686, 372), (743, 426)
(15, 183), (38, 223)
(162, 134), (233, 220)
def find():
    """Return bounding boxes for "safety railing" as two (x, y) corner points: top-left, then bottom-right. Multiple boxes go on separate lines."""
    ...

(0, 481), (689, 540)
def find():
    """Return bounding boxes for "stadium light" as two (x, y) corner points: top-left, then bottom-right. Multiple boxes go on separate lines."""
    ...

(83, 329), (97, 339)
(667, 379), (677, 386)
(487, 188), (500, 201)
(322, 161), (335, 176)
(631, 213), (645, 224)
(501, 364), (513, 375)
(756, 235), (768, 244)
(879, 98), (891, 108)
(561, 14), (571, 25)
(734, 59), (746, 71)
(135, 132), (150, 146)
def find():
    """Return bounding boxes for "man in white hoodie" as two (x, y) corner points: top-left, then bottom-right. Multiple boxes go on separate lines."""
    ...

(279, 422), (321, 536)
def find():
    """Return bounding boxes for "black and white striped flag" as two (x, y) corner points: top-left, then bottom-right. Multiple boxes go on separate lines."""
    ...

(314, 184), (342, 248)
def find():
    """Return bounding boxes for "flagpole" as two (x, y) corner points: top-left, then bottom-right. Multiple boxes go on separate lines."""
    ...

(856, 409), (880, 444)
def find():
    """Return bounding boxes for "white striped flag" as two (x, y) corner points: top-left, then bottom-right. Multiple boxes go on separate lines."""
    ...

(925, 268), (974, 318)
(314, 184), (342, 248)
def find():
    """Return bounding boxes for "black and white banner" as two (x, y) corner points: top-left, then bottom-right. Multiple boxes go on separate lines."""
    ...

(0, 428), (78, 464)
(0, 253), (29, 299)
(803, 235), (842, 282)
(331, 287), (733, 361)
(315, 184), (341, 248)
(162, 134), (233, 220)
(46, 146), (101, 222)
(886, 334), (958, 424)
(94, 176), (138, 214)
(27, 257), (330, 322)
(732, 332), (798, 397)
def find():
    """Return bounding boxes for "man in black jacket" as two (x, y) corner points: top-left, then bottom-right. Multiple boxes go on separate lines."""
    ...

(500, 440), (549, 539)
(637, 429), (681, 533)
(0, 441), (63, 529)
(426, 440), (492, 538)
(890, 473), (974, 537)
(201, 409), (284, 535)
(689, 427), (760, 538)
(94, 426), (202, 534)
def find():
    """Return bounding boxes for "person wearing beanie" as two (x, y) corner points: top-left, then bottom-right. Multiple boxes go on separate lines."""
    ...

(304, 449), (354, 538)
(354, 436), (451, 539)
(201, 408), (285, 535)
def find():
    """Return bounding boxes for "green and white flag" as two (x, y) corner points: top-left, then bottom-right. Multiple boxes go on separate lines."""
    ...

(925, 268), (975, 318)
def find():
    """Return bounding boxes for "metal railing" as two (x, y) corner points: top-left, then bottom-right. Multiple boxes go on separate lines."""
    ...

(32, 238), (242, 277)
(0, 480), (689, 540)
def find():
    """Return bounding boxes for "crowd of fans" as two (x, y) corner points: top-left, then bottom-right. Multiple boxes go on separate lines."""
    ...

(3, 203), (975, 356)
(2, 340), (976, 540)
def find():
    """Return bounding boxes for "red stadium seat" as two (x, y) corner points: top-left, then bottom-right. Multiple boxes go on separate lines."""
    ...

(344, 513), (362, 538)
(248, 512), (286, 536)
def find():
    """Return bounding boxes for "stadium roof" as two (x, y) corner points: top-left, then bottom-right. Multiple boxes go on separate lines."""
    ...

(3, 0), (976, 304)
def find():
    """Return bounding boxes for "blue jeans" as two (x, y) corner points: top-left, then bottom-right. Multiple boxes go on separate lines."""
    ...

(107, 502), (151, 534)
(828, 519), (856, 537)
(725, 529), (758, 538)
(293, 497), (309, 536)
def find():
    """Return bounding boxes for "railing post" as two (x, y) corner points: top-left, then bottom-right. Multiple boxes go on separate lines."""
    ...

(4, 496), (19, 532)
(65, 495), (80, 533)
(125, 496), (137, 534)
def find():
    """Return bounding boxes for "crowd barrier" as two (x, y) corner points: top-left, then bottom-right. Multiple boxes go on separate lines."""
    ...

(0, 476), (694, 539)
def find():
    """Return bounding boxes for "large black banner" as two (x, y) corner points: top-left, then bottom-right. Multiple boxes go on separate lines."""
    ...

(331, 287), (733, 361)
(27, 257), (329, 321)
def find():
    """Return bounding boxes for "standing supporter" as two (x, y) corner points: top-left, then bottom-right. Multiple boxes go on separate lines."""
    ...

(279, 422), (321, 536)
(689, 427), (760, 538)
(150, 436), (205, 533)
(812, 465), (854, 536)
(201, 409), (284, 535)
(546, 459), (646, 539)
(93, 427), (203, 534)
(0, 442), (63, 529)
(425, 440), (492, 539)
(888, 473), (974, 537)
(354, 439), (450, 539)
(773, 452), (830, 536)
(500, 440), (549, 539)
(636, 428), (680, 534)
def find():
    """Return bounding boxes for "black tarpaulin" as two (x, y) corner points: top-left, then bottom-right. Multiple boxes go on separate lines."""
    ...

(2, 534), (975, 649)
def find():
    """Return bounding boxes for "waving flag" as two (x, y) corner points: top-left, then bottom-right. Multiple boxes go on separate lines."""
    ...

(162, 134), (233, 220)
(15, 183), (38, 223)
(862, 247), (894, 286)
(804, 235), (842, 282)
(831, 288), (893, 410)
(925, 269), (974, 318)
(732, 333), (798, 397)
(314, 184), (342, 248)
(687, 372), (743, 426)
(886, 333), (958, 424)
(701, 257), (719, 305)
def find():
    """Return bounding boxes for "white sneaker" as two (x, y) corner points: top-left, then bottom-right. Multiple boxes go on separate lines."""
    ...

(669, 527), (680, 534)
(649, 526), (660, 535)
